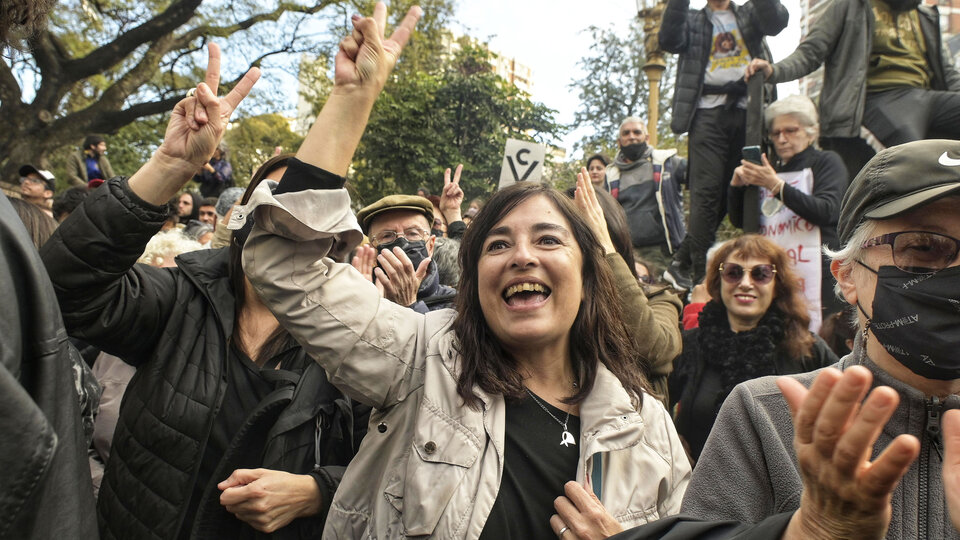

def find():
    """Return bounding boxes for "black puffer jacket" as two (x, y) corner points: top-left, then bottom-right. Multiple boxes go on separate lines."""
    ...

(40, 178), (366, 540)
(659, 0), (787, 134)
(0, 194), (99, 540)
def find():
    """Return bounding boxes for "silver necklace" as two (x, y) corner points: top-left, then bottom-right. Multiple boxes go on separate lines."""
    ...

(524, 388), (576, 447)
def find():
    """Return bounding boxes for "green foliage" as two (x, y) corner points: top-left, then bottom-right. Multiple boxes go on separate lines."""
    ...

(344, 38), (562, 206)
(222, 113), (304, 186)
(106, 114), (168, 177)
(569, 20), (679, 153)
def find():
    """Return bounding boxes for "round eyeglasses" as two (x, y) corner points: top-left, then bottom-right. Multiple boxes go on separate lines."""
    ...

(719, 262), (777, 285)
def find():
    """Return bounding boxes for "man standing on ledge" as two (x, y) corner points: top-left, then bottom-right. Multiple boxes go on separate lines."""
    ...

(659, 0), (788, 289)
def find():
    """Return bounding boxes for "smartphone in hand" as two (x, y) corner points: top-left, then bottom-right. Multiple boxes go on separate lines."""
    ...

(742, 145), (763, 165)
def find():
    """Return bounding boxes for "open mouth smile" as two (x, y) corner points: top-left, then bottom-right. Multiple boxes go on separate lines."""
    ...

(502, 281), (552, 308)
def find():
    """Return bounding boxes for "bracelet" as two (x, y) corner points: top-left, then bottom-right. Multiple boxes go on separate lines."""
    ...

(776, 179), (786, 200)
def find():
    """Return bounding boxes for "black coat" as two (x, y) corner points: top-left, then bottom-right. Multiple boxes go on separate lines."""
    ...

(668, 303), (837, 461)
(40, 178), (366, 540)
(0, 193), (99, 539)
(659, 0), (787, 134)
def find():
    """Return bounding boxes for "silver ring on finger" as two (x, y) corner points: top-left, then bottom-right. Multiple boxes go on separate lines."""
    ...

(186, 88), (197, 98)
(558, 526), (569, 537)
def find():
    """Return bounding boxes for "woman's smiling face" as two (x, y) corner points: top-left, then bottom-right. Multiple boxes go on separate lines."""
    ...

(477, 195), (584, 353)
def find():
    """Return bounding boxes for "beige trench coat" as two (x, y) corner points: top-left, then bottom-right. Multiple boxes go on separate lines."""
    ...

(238, 182), (691, 539)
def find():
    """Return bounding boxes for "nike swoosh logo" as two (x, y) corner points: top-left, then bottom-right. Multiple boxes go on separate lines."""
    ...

(939, 152), (960, 167)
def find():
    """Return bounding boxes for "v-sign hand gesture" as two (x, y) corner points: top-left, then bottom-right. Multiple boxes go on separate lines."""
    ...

(335, 2), (422, 93)
(158, 43), (261, 169)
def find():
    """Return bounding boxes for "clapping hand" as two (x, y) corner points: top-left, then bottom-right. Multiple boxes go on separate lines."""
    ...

(778, 367), (920, 540)
(573, 168), (616, 255)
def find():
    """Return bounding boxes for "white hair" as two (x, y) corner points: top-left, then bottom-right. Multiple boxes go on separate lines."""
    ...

(618, 116), (647, 135)
(822, 219), (879, 300)
(765, 95), (819, 138)
(138, 229), (205, 267)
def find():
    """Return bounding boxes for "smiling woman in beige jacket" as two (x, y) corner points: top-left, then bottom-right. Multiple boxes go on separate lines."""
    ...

(236, 4), (690, 539)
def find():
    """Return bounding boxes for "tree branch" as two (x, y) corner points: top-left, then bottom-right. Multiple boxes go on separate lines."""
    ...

(0, 60), (23, 111)
(65, 0), (203, 82)
(170, 0), (332, 49)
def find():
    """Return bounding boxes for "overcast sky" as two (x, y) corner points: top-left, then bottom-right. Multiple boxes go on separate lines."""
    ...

(452, 0), (803, 156)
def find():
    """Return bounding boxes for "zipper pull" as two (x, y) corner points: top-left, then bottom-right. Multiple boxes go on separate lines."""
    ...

(928, 396), (943, 462)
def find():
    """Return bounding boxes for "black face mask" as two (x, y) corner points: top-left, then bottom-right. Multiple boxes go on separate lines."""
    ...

(374, 237), (431, 275)
(431, 228), (445, 238)
(857, 262), (960, 380)
(620, 142), (648, 162)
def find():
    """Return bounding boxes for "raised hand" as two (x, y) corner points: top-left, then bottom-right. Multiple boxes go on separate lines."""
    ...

(158, 43), (260, 169)
(335, 2), (421, 93)
(132, 43), (260, 205)
(777, 367), (920, 540)
(351, 244), (385, 297)
(573, 167), (616, 255)
(296, 2), (421, 176)
(439, 164), (464, 223)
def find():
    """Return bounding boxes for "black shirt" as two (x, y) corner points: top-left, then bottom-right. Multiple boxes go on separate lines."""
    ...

(179, 344), (285, 539)
(479, 392), (581, 540)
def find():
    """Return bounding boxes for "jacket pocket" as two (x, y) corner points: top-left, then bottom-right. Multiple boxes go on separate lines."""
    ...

(384, 399), (482, 537)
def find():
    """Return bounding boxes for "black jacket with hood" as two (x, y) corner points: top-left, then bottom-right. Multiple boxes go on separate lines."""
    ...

(659, 0), (787, 134)
(40, 178), (366, 540)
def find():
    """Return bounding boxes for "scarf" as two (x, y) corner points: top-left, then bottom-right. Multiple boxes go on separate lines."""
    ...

(696, 300), (786, 412)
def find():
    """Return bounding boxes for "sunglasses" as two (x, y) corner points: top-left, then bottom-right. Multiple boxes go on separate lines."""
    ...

(719, 262), (777, 285)
(861, 231), (960, 274)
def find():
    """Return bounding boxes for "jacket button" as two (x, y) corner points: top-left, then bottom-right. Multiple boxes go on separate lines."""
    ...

(377, 422), (387, 433)
(424, 441), (437, 454)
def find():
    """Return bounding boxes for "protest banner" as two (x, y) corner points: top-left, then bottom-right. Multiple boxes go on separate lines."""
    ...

(758, 168), (823, 332)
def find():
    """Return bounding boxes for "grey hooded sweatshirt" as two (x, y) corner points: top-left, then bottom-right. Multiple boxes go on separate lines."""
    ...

(681, 338), (960, 540)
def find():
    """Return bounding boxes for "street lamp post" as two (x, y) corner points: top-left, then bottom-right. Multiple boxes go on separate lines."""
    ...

(637, 0), (667, 147)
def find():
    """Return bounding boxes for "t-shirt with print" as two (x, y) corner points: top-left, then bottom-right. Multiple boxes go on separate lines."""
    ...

(698, 9), (752, 110)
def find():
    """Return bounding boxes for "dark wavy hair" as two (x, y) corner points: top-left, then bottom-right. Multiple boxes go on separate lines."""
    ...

(453, 182), (649, 409)
(564, 186), (638, 279)
(705, 234), (814, 359)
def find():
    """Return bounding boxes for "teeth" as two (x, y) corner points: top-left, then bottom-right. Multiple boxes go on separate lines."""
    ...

(505, 282), (547, 298)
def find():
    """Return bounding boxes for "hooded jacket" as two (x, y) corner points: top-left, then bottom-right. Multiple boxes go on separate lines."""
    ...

(237, 173), (692, 539)
(605, 148), (687, 253)
(681, 338), (960, 539)
(768, 0), (960, 138)
(40, 178), (364, 540)
(659, 0), (787, 134)
(0, 193), (99, 540)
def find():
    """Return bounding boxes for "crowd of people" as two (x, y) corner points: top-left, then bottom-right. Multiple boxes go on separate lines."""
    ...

(4, 0), (960, 539)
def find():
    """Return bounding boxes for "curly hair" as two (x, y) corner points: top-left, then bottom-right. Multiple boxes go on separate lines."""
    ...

(705, 234), (814, 359)
(453, 182), (650, 410)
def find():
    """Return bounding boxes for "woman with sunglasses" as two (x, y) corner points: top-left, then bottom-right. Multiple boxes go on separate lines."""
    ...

(669, 234), (837, 461)
(728, 95), (849, 321)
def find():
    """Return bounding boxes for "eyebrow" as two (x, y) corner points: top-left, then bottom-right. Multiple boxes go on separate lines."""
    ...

(486, 222), (570, 237)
